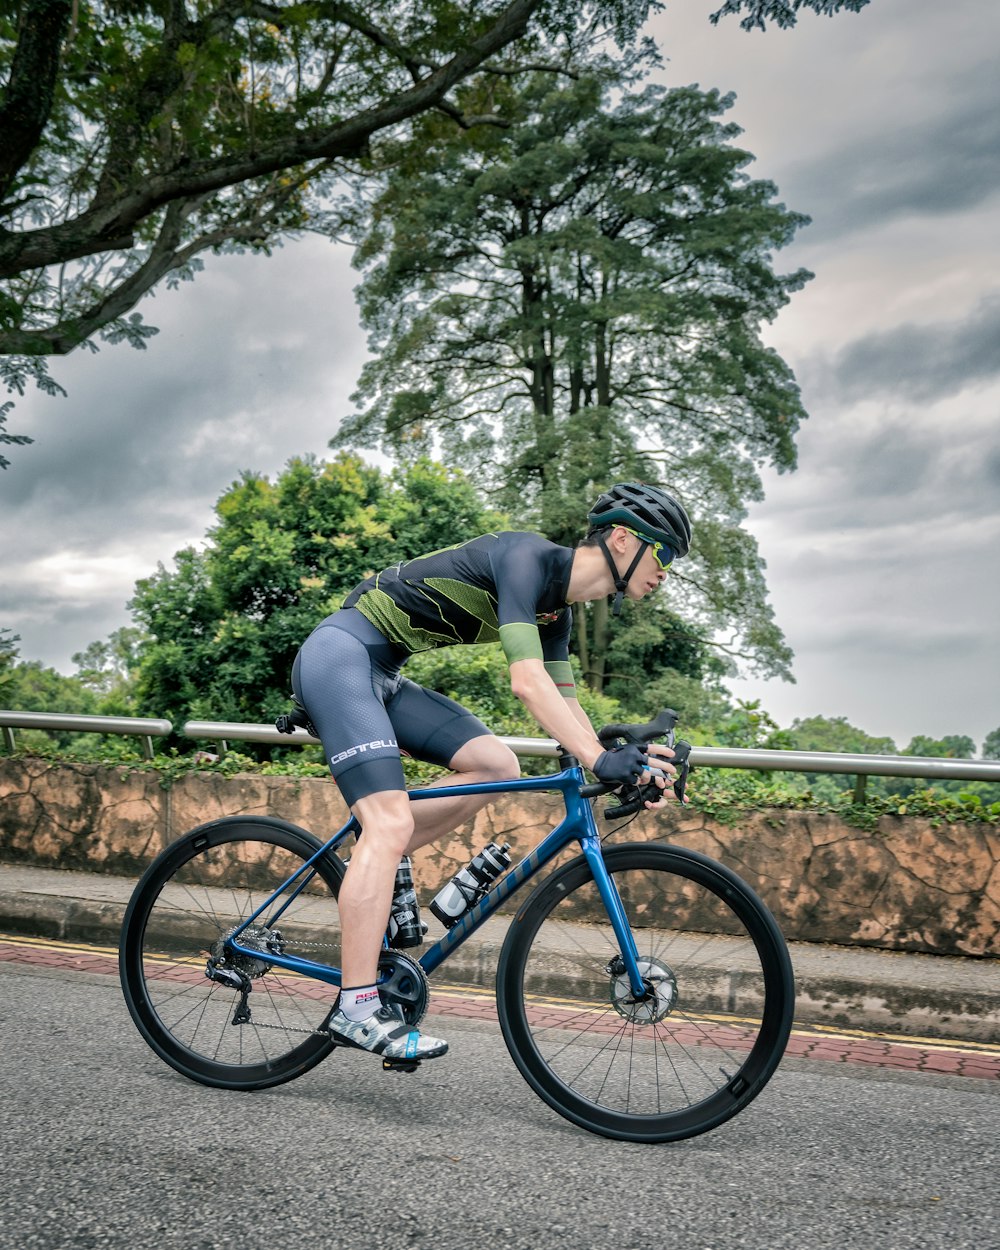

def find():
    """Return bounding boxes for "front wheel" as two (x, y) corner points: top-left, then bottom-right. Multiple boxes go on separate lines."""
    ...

(496, 843), (794, 1143)
(120, 816), (344, 1090)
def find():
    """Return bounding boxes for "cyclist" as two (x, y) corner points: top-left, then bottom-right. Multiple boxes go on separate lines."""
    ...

(289, 482), (692, 1064)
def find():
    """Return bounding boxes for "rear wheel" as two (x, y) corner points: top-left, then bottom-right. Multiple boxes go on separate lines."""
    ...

(497, 843), (794, 1142)
(120, 816), (344, 1090)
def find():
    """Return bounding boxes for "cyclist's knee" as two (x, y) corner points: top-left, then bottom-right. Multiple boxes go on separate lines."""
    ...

(451, 736), (520, 782)
(353, 790), (414, 852)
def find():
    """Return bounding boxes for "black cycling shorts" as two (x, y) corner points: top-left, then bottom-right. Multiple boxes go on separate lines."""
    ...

(291, 608), (492, 807)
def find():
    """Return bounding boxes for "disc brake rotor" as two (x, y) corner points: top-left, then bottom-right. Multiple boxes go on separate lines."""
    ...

(609, 956), (678, 1024)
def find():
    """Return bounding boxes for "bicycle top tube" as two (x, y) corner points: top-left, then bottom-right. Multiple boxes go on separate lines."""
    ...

(228, 758), (646, 994)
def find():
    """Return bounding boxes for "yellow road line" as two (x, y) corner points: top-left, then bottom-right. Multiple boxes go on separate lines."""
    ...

(4, 933), (997, 1058)
(0, 932), (119, 957)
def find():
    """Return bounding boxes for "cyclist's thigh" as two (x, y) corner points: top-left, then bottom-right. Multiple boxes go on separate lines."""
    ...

(387, 678), (493, 769)
(292, 615), (406, 806)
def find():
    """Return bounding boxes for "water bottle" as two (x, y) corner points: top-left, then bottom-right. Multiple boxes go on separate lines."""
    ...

(429, 841), (512, 928)
(387, 856), (423, 948)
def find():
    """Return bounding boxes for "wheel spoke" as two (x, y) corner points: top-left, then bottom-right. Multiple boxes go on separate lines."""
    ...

(497, 844), (794, 1142)
(121, 821), (345, 1090)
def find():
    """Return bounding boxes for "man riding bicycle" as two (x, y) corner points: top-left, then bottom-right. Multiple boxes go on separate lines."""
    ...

(289, 482), (692, 1064)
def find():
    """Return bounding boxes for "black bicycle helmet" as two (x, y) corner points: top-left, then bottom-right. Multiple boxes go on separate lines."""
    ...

(587, 482), (692, 559)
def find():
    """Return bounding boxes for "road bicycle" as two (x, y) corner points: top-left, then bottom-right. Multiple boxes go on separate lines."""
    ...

(119, 711), (794, 1143)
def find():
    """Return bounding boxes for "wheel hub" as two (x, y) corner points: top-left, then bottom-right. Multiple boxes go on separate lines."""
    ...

(609, 956), (678, 1024)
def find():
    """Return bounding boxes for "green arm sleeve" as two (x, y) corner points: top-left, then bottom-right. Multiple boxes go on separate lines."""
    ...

(544, 659), (577, 699)
(498, 621), (544, 664)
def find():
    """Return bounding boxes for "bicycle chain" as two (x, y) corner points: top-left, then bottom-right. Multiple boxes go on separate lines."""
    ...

(225, 942), (424, 1039)
(242, 1017), (332, 1038)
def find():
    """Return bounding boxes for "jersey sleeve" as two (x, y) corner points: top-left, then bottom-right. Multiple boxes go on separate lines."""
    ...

(491, 536), (577, 698)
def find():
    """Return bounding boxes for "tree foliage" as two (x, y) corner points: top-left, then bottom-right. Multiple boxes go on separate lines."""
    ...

(127, 452), (506, 737)
(0, 0), (869, 466)
(339, 60), (807, 682)
(0, 399), (31, 467)
(1, 0), (659, 392)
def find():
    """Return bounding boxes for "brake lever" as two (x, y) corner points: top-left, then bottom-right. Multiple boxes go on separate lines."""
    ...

(670, 739), (693, 803)
(602, 741), (693, 820)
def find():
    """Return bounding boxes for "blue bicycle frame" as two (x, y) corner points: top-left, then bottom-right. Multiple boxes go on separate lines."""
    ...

(227, 762), (648, 997)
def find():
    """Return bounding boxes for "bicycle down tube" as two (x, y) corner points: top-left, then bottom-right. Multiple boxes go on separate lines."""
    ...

(226, 763), (649, 997)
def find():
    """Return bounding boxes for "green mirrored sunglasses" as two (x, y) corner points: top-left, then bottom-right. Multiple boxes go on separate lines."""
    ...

(622, 526), (673, 571)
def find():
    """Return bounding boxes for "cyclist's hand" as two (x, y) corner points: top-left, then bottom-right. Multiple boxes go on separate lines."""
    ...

(592, 744), (650, 786)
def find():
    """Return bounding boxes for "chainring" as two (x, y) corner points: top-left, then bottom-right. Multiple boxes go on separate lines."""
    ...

(377, 950), (429, 1026)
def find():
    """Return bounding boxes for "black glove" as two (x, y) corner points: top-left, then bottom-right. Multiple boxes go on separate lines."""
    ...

(592, 744), (649, 786)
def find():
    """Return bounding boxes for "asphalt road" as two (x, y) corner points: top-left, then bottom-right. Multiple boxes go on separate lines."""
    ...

(1, 956), (997, 1250)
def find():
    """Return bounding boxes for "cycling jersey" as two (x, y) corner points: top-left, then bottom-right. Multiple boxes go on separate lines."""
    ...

(342, 531), (576, 694)
(292, 531), (577, 804)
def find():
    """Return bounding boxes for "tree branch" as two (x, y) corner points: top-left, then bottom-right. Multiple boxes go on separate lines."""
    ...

(0, 0), (542, 278)
(0, 169), (317, 355)
(0, 0), (74, 204)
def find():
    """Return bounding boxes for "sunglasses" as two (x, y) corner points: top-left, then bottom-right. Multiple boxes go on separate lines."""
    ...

(622, 527), (674, 571)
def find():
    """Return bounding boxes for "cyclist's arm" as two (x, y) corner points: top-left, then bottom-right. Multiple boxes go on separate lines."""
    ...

(508, 658), (604, 769)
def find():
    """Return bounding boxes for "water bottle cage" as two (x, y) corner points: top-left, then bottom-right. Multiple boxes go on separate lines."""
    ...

(453, 877), (489, 910)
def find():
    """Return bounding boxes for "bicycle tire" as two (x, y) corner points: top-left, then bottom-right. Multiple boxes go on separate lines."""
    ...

(120, 816), (344, 1091)
(496, 842), (794, 1143)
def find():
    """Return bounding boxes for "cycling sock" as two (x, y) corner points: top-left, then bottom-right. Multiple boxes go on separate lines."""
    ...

(338, 984), (382, 1021)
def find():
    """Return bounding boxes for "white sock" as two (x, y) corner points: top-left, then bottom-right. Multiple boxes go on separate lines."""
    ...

(339, 985), (382, 1021)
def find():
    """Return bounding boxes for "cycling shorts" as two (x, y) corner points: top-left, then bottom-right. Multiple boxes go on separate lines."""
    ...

(291, 608), (492, 807)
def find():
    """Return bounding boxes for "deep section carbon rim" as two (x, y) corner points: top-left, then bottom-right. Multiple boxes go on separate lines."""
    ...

(497, 843), (794, 1142)
(120, 817), (344, 1090)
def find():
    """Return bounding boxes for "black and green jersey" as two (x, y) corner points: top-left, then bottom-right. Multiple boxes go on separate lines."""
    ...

(341, 532), (577, 696)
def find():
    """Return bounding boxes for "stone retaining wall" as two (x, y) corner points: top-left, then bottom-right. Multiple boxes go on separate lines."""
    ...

(1, 756), (997, 957)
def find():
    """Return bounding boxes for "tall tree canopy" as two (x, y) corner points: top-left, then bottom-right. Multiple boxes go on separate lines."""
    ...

(339, 63), (807, 683)
(0, 0), (868, 464)
(128, 453), (506, 732)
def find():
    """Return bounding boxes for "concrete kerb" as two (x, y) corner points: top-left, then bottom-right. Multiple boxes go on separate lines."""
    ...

(2, 862), (998, 1045)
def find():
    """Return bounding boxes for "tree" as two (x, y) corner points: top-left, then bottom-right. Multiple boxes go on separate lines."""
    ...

(339, 63), (807, 685)
(786, 714), (897, 757)
(983, 727), (1000, 761)
(0, 400), (30, 468)
(0, 626), (20, 687)
(72, 625), (144, 714)
(127, 453), (505, 738)
(902, 734), (976, 760)
(0, 0), (868, 464)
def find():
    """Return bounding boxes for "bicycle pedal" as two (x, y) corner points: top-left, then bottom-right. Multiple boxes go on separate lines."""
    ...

(382, 1057), (421, 1074)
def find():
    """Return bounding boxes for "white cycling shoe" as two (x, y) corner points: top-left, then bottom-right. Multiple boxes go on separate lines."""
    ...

(328, 1002), (448, 1062)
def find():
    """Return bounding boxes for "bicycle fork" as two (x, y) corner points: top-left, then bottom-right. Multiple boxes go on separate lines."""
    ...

(579, 834), (648, 1002)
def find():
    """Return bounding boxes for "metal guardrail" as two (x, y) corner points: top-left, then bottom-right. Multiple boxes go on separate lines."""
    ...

(180, 718), (1000, 797)
(3, 710), (999, 794)
(0, 710), (173, 760)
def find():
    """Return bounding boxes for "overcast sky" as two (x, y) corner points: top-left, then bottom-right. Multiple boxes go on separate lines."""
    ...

(2, 0), (998, 751)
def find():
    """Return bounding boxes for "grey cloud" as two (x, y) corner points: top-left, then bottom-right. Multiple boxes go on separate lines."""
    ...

(3, 241), (366, 519)
(1, 239), (368, 668)
(778, 58), (1000, 241)
(798, 294), (1000, 406)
